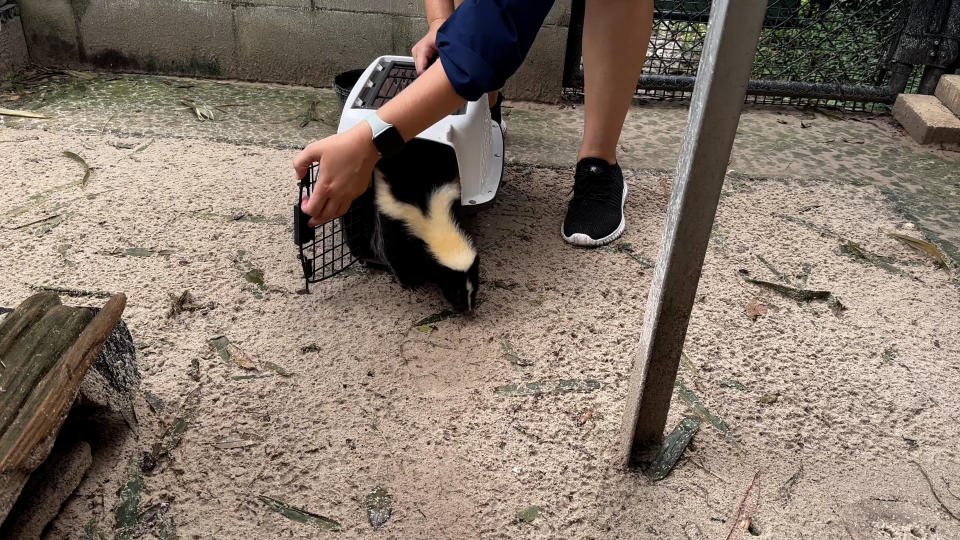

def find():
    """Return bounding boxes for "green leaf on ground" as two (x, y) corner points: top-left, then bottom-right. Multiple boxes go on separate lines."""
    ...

(756, 255), (792, 285)
(501, 339), (533, 367)
(495, 379), (600, 397)
(647, 416), (700, 481)
(718, 379), (750, 391)
(742, 275), (830, 302)
(258, 495), (342, 531)
(300, 343), (321, 353)
(680, 352), (698, 377)
(516, 505), (540, 523)
(414, 310), (460, 326)
(234, 251), (267, 297)
(208, 336), (257, 370)
(114, 462), (144, 540)
(63, 151), (91, 187)
(837, 241), (918, 281)
(365, 487), (393, 529)
(264, 361), (292, 377)
(188, 358), (200, 381)
(882, 346), (898, 364)
(675, 381), (734, 442)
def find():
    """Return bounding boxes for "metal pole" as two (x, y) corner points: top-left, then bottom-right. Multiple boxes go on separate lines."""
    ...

(619, 0), (768, 467)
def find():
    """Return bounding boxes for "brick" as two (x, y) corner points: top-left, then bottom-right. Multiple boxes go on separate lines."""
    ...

(892, 94), (960, 145)
(934, 74), (960, 118)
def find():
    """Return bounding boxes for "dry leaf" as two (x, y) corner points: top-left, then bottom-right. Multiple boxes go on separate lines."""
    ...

(746, 299), (768, 321)
(888, 233), (950, 268)
(62, 151), (91, 186)
(0, 107), (49, 119)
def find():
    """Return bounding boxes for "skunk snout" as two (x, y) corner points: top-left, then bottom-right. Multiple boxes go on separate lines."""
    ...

(438, 258), (480, 313)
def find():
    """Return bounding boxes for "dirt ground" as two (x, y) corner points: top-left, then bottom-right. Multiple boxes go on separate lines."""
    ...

(2, 125), (960, 539)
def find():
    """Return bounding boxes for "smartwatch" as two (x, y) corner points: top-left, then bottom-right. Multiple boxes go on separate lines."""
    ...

(365, 113), (405, 159)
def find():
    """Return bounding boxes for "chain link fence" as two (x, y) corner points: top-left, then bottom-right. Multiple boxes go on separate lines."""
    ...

(564, 0), (928, 111)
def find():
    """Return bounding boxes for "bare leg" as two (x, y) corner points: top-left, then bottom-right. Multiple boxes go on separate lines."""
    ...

(578, 0), (654, 164)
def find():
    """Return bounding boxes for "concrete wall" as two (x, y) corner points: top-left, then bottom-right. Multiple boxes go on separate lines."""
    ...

(0, 15), (30, 76)
(16, 0), (572, 102)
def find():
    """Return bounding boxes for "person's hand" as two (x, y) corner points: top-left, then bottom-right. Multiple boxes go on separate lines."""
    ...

(412, 19), (445, 75)
(293, 122), (379, 226)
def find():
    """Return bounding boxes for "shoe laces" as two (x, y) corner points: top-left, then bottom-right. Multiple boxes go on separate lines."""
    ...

(571, 168), (618, 204)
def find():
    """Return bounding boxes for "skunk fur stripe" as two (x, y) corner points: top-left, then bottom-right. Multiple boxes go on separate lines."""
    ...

(373, 170), (477, 272)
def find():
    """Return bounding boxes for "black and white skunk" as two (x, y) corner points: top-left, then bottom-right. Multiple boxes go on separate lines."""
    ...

(345, 139), (479, 312)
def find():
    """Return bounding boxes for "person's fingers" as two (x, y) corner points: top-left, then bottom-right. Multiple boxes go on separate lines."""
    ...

(292, 142), (322, 180)
(414, 47), (428, 75)
(301, 181), (329, 223)
(305, 197), (331, 227)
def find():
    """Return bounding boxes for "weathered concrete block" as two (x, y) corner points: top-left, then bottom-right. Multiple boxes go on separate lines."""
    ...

(934, 75), (960, 118)
(78, 0), (236, 77)
(16, 0), (81, 65)
(316, 1), (425, 16)
(234, 6), (402, 86)
(504, 25), (567, 103)
(0, 17), (30, 75)
(892, 94), (960, 145)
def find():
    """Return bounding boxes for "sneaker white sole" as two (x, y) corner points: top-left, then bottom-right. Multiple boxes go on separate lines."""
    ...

(561, 183), (628, 247)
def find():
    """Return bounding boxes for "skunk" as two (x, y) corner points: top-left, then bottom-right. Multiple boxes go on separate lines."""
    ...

(344, 139), (479, 312)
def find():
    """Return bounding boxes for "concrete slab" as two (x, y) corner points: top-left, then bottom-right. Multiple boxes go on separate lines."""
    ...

(892, 93), (960, 145)
(934, 74), (960, 118)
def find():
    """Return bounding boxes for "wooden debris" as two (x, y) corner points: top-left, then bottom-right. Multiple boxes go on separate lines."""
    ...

(365, 486), (393, 529)
(0, 293), (126, 472)
(495, 379), (601, 397)
(0, 440), (92, 539)
(63, 151), (91, 187)
(647, 416), (700, 481)
(742, 276), (830, 302)
(0, 108), (49, 119)
(8, 214), (60, 230)
(888, 233), (950, 269)
(30, 284), (112, 299)
(725, 471), (761, 540)
(258, 495), (342, 531)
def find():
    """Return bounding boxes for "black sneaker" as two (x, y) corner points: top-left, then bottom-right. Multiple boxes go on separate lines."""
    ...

(561, 158), (627, 247)
(490, 92), (506, 135)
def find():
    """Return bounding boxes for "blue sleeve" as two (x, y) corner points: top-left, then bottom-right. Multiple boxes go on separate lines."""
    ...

(436, 0), (557, 101)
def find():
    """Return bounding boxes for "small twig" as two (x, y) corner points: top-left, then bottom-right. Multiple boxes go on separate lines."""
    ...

(30, 284), (113, 299)
(726, 471), (761, 540)
(0, 136), (40, 144)
(914, 461), (960, 521)
(9, 214), (60, 230)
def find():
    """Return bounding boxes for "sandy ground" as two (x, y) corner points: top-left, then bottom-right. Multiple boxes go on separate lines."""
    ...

(2, 126), (960, 539)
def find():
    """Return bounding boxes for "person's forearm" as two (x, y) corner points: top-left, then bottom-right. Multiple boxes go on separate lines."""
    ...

(424, 0), (454, 28)
(376, 59), (466, 142)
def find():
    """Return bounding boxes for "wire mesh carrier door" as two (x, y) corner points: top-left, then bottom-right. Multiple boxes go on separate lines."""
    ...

(293, 163), (374, 292)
